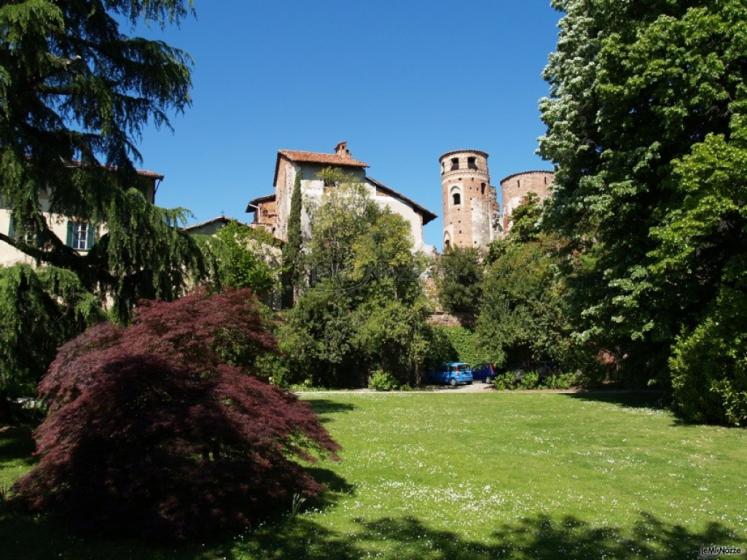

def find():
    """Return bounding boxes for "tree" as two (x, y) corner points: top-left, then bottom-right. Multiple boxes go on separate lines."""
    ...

(477, 235), (572, 371)
(539, 1), (747, 417)
(0, 264), (103, 421)
(13, 289), (340, 539)
(435, 246), (483, 317)
(0, 1), (204, 320)
(279, 182), (431, 387)
(281, 171), (303, 308)
(200, 221), (279, 304)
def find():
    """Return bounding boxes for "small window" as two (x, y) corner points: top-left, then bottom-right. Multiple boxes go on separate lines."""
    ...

(69, 221), (93, 251)
(467, 157), (477, 170)
(452, 193), (461, 206)
(450, 157), (460, 171)
(481, 183), (486, 195)
(517, 180), (521, 188)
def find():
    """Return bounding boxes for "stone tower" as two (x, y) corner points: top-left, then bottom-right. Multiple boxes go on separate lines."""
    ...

(439, 149), (499, 250)
(499, 170), (554, 233)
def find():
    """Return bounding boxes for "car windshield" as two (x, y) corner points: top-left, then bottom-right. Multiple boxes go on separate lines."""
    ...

(452, 365), (468, 372)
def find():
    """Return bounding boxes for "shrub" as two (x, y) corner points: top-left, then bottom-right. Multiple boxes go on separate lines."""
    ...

(494, 372), (516, 391)
(542, 372), (580, 390)
(13, 289), (340, 539)
(518, 371), (540, 389)
(369, 369), (399, 392)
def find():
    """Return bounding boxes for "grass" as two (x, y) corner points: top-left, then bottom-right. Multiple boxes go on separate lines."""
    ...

(1, 392), (746, 559)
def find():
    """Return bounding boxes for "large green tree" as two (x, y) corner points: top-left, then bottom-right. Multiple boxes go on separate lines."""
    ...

(540, 0), (747, 422)
(279, 182), (430, 387)
(0, 0), (203, 320)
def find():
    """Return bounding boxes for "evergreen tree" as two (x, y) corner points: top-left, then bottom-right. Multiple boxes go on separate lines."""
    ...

(281, 171), (303, 308)
(0, 1), (203, 320)
(540, 0), (747, 422)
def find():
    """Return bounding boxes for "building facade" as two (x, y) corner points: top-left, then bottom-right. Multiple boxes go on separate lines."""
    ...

(247, 142), (437, 253)
(0, 168), (162, 267)
(439, 148), (554, 249)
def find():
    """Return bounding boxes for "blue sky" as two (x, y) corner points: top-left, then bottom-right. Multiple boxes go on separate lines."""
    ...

(134, 1), (561, 249)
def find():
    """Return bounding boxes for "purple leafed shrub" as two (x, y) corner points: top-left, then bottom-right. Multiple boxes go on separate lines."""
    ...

(13, 289), (340, 539)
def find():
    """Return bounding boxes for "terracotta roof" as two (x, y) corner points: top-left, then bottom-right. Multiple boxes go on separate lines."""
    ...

(273, 149), (368, 187)
(66, 159), (164, 180)
(183, 216), (236, 232)
(245, 193), (276, 213)
(367, 176), (437, 225)
(279, 150), (368, 168)
(135, 168), (164, 180)
(499, 170), (555, 184)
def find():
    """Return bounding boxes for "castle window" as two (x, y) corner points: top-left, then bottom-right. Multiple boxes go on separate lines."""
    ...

(481, 183), (486, 195)
(450, 158), (460, 171)
(68, 221), (93, 251)
(452, 192), (461, 206)
(517, 180), (521, 188)
(467, 157), (477, 170)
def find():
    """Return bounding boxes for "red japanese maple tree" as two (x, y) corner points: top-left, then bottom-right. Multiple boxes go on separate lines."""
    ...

(13, 289), (339, 539)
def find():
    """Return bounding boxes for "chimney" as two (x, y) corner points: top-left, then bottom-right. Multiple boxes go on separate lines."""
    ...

(334, 141), (351, 158)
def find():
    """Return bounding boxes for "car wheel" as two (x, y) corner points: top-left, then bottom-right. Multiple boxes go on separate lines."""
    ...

(449, 378), (457, 387)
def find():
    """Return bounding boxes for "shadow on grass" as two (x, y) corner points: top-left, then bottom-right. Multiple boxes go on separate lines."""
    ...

(0, 426), (35, 465)
(0, 508), (740, 560)
(306, 399), (357, 424)
(565, 391), (667, 411)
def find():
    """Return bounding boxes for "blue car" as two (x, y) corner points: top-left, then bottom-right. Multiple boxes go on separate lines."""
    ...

(471, 362), (497, 383)
(427, 362), (473, 386)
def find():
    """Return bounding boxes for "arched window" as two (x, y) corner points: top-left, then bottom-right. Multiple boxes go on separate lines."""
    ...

(452, 192), (461, 206)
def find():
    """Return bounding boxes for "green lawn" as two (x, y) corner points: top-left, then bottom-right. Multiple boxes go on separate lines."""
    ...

(1, 392), (746, 559)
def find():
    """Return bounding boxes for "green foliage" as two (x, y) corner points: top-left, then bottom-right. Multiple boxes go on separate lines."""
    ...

(477, 235), (572, 370)
(281, 171), (303, 308)
(518, 371), (540, 390)
(280, 183), (431, 387)
(543, 372), (581, 390)
(493, 371), (579, 391)
(435, 247), (483, 316)
(493, 372), (516, 391)
(540, 0), (747, 422)
(368, 370), (399, 392)
(200, 221), (278, 302)
(0, 0), (204, 320)
(431, 326), (487, 366)
(0, 264), (103, 404)
(669, 270), (747, 426)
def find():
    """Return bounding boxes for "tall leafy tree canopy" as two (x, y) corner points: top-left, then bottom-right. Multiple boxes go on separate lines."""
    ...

(540, 0), (747, 422)
(280, 182), (430, 387)
(0, 0), (203, 320)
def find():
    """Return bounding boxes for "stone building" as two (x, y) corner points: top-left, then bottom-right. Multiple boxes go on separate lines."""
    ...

(499, 170), (554, 233)
(246, 142), (437, 253)
(439, 148), (554, 249)
(439, 149), (500, 250)
(0, 167), (162, 267)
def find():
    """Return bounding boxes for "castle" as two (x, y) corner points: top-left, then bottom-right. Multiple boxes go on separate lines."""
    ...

(246, 142), (436, 253)
(439, 149), (554, 250)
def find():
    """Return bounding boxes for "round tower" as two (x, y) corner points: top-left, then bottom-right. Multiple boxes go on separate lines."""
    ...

(499, 170), (555, 233)
(439, 149), (499, 250)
